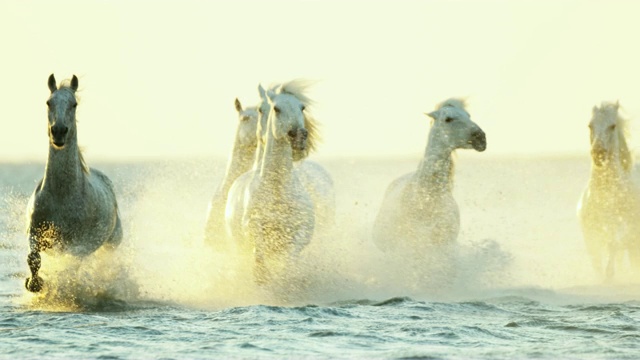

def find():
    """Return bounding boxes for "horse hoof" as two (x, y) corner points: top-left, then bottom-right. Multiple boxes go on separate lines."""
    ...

(25, 276), (43, 293)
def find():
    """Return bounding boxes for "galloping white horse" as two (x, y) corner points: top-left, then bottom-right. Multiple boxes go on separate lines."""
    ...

(577, 101), (640, 279)
(25, 74), (123, 292)
(372, 98), (486, 257)
(225, 82), (320, 283)
(204, 99), (258, 250)
(256, 83), (335, 231)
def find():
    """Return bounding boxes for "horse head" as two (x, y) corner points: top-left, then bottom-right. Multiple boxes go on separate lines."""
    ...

(589, 101), (631, 170)
(426, 98), (486, 152)
(233, 98), (259, 150)
(259, 81), (319, 161)
(266, 90), (308, 160)
(46, 74), (79, 149)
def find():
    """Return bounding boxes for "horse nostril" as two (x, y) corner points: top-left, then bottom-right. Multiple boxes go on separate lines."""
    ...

(300, 128), (308, 140)
(287, 130), (296, 138)
(51, 126), (69, 138)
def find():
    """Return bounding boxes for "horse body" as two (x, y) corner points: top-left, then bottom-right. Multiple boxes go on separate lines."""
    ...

(372, 99), (486, 257)
(25, 74), (122, 292)
(242, 133), (315, 283)
(204, 99), (258, 250)
(225, 82), (319, 283)
(577, 102), (640, 279)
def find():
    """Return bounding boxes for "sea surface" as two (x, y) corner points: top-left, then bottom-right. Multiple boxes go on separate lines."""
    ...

(1, 156), (639, 359)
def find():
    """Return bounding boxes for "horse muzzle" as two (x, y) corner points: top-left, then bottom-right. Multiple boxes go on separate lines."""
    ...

(288, 128), (308, 153)
(470, 130), (487, 152)
(591, 147), (608, 166)
(50, 125), (69, 148)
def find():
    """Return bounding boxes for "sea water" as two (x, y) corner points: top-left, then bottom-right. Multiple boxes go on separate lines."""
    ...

(1, 156), (639, 359)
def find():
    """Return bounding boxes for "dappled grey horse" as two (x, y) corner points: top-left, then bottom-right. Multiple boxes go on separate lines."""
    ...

(25, 74), (122, 292)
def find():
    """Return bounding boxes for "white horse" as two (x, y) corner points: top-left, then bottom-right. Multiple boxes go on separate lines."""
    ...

(255, 83), (335, 231)
(25, 74), (122, 292)
(372, 98), (486, 257)
(577, 101), (640, 279)
(225, 82), (320, 283)
(203, 98), (258, 251)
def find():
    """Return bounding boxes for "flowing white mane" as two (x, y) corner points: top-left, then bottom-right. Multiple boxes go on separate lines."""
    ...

(270, 79), (316, 108)
(435, 98), (469, 114)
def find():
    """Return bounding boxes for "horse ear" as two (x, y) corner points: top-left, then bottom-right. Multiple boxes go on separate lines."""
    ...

(70, 75), (79, 91)
(48, 74), (57, 93)
(234, 98), (242, 113)
(258, 84), (266, 99)
(425, 110), (438, 120)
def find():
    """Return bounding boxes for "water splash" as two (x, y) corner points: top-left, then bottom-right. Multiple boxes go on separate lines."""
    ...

(4, 159), (640, 311)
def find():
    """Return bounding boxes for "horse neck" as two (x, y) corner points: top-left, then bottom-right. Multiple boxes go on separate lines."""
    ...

(589, 159), (632, 188)
(251, 138), (265, 171)
(42, 137), (86, 195)
(220, 138), (256, 193)
(258, 133), (294, 187)
(415, 129), (455, 192)
(590, 132), (633, 187)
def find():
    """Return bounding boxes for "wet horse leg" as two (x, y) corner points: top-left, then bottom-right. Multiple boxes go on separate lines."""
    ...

(583, 229), (604, 276)
(25, 234), (44, 292)
(253, 246), (270, 285)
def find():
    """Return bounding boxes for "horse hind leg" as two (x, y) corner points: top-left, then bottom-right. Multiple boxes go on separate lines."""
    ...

(253, 250), (271, 285)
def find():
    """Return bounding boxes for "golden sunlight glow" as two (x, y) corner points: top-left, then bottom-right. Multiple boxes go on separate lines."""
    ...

(2, 0), (640, 161)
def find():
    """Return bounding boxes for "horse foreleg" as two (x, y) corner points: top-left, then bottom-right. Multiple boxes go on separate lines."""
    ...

(583, 232), (604, 275)
(253, 247), (269, 285)
(204, 194), (228, 250)
(25, 250), (43, 293)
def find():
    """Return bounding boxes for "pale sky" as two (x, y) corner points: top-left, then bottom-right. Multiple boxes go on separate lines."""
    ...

(2, 0), (640, 161)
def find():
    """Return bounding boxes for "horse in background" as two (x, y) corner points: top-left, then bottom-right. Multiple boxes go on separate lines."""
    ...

(25, 74), (122, 293)
(225, 81), (320, 283)
(372, 98), (486, 260)
(203, 99), (258, 251)
(577, 101), (640, 280)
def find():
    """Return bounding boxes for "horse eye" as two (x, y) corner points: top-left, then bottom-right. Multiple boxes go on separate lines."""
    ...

(445, 117), (454, 123)
(46, 100), (50, 107)
(609, 124), (616, 130)
(301, 105), (306, 111)
(72, 103), (78, 108)
(274, 106), (281, 114)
